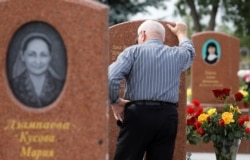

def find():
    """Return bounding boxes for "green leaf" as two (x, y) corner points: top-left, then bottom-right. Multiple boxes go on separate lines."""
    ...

(228, 132), (235, 140)
(202, 135), (210, 143)
(234, 131), (243, 139)
(210, 134), (217, 142)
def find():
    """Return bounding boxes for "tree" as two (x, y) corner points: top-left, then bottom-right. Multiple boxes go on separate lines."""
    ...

(222, 0), (250, 48)
(175, 0), (250, 48)
(175, 0), (221, 32)
(96, 0), (167, 26)
(223, 0), (250, 37)
(175, 0), (250, 35)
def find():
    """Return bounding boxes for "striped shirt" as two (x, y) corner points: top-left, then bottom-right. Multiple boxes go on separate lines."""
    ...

(108, 39), (195, 104)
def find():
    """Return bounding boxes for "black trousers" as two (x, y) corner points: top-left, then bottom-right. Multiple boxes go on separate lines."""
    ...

(114, 101), (178, 160)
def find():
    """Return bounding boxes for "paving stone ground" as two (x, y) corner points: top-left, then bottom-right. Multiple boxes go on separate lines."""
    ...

(187, 152), (250, 160)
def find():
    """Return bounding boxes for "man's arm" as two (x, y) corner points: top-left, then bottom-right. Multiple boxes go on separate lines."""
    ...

(168, 22), (195, 71)
(108, 50), (133, 121)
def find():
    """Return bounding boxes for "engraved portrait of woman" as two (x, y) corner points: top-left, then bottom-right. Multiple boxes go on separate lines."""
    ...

(202, 39), (221, 65)
(7, 22), (67, 108)
(205, 42), (218, 64)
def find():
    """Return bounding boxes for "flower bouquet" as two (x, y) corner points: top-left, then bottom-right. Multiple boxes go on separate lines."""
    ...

(186, 88), (250, 160)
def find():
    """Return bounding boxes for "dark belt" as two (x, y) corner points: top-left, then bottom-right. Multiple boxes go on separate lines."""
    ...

(130, 100), (178, 107)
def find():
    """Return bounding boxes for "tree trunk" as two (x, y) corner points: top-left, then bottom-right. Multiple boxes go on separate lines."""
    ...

(186, 0), (202, 32)
(207, 0), (219, 30)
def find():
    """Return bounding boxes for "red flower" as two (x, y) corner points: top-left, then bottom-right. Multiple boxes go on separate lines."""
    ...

(194, 106), (203, 117)
(212, 88), (231, 101)
(187, 117), (196, 126)
(212, 89), (223, 98)
(238, 115), (249, 126)
(219, 119), (225, 126)
(238, 118), (245, 126)
(222, 88), (231, 96)
(197, 128), (205, 136)
(234, 92), (244, 101)
(245, 128), (250, 133)
(194, 121), (202, 129)
(186, 106), (195, 114)
(243, 115), (250, 121)
(192, 99), (200, 106)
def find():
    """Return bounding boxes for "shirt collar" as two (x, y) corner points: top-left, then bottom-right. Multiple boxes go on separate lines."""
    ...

(144, 39), (163, 45)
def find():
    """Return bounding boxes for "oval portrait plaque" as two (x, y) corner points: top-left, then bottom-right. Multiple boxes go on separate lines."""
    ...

(6, 21), (67, 108)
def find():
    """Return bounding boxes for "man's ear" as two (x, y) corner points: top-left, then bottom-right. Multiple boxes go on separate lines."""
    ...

(142, 31), (147, 42)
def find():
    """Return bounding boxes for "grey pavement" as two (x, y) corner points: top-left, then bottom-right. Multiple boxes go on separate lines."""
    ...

(187, 152), (250, 160)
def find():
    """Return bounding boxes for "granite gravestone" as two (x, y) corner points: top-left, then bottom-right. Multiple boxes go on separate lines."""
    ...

(188, 31), (250, 154)
(0, 0), (108, 159)
(109, 20), (187, 160)
(191, 31), (239, 105)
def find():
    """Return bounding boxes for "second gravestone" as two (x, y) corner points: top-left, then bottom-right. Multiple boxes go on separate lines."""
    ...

(188, 31), (250, 154)
(109, 20), (187, 160)
(0, 0), (108, 160)
(191, 31), (239, 104)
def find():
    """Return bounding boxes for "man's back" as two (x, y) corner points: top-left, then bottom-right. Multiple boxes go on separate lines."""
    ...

(110, 38), (194, 103)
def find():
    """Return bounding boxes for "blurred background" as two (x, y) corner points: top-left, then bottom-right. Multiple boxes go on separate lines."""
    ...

(96, 0), (250, 99)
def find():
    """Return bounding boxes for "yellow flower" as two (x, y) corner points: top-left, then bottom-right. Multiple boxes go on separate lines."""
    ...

(239, 90), (248, 97)
(198, 113), (209, 122)
(207, 108), (217, 115)
(187, 88), (192, 97)
(235, 106), (241, 114)
(229, 105), (234, 111)
(221, 112), (234, 124)
(229, 105), (241, 114)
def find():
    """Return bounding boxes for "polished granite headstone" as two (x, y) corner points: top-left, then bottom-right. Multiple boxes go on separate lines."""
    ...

(0, 0), (109, 159)
(109, 20), (186, 160)
(189, 31), (250, 154)
(191, 31), (239, 104)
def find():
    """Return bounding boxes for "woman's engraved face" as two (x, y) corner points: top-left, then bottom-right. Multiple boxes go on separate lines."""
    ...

(208, 46), (216, 55)
(21, 38), (51, 75)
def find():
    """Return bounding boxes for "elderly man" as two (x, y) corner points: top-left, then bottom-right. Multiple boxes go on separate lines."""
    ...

(109, 20), (195, 160)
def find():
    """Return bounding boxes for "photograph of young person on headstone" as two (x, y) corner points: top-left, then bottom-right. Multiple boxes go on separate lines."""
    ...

(202, 39), (221, 65)
(7, 22), (67, 108)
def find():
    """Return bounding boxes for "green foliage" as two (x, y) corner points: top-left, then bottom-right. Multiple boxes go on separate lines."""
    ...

(239, 36), (250, 49)
(202, 135), (210, 143)
(95, 0), (167, 26)
(186, 126), (202, 144)
(175, 0), (250, 49)
(223, 0), (250, 36)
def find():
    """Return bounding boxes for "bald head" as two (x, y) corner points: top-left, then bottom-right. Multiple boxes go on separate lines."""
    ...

(137, 20), (165, 42)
